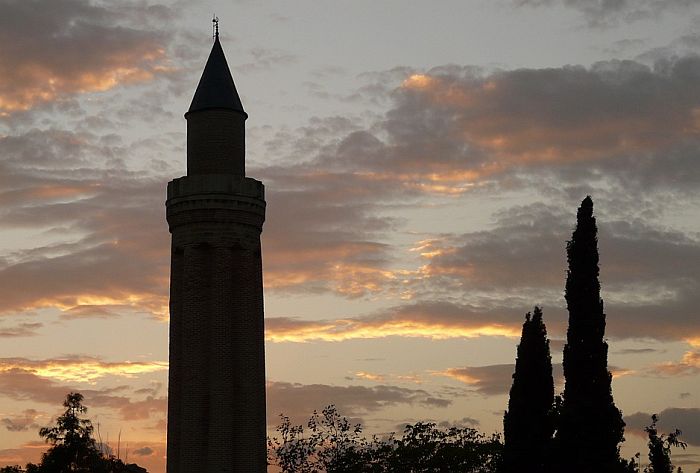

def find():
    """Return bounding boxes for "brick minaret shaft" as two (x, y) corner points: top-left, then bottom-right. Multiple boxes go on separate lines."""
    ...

(166, 33), (267, 472)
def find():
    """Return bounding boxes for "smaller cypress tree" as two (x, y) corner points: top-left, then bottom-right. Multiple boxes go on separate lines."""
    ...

(503, 306), (554, 473)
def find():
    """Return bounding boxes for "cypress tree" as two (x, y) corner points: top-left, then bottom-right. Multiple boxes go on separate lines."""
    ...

(503, 306), (554, 473)
(555, 196), (624, 473)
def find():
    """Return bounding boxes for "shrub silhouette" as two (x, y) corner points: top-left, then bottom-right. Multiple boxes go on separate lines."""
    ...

(268, 405), (503, 472)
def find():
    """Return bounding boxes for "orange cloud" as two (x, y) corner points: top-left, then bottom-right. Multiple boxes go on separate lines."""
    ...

(653, 350), (700, 376)
(436, 364), (565, 395)
(434, 365), (515, 395)
(266, 380), (451, 428)
(437, 367), (480, 385)
(397, 66), (695, 170)
(0, 1), (172, 113)
(355, 371), (386, 382)
(610, 367), (636, 379)
(307, 58), (700, 197)
(0, 357), (167, 384)
(352, 371), (424, 384)
(263, 226), (412, 298)
(265, 309), (520, 343)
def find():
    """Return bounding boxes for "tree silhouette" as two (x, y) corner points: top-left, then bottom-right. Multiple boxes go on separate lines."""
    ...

(554, 196), (625, 473)
(33, 392), (104, 472)
(10, 392), (148, 473)
(644, 414), (686, 473)
(503, 306), (554, 473)
(268, 405), (503, 472)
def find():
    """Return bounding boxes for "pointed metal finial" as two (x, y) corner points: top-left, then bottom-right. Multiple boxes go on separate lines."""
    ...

(212, 15), (219, 40)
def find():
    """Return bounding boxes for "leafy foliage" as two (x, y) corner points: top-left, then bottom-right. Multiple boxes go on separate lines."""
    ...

(268, 405), (503, 472)
(643, 415), (686, 473)
(31, 392), (105, 472)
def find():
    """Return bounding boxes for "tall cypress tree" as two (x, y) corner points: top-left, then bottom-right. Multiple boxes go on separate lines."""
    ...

(503, 306), (554, 473)
(555, 196), (624, 473)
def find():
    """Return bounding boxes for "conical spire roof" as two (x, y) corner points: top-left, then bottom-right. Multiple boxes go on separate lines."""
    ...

(187, 34), (246, 117)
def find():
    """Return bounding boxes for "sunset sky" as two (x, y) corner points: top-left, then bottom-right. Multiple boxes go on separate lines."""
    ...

(0, 0), (699, 471)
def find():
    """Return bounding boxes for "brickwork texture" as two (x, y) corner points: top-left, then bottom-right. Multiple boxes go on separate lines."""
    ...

(166, 49), (267, 471)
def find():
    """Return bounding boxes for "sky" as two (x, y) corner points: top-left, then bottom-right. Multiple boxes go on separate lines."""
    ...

(0, 0), (699, 471)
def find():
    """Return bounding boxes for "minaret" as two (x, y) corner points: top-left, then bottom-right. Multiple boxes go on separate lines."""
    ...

(165, 26), (267, 472)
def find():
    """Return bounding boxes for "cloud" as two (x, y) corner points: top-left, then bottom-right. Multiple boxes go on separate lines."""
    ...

(259, 161), (401, 297)
(615, 348), (661, 355)
(267, 381), (451, 426)
(264, 194), (700, 344)
(0, 29), (698, 358)
(437, 417), (481, 428)
(416, 204), (570, 290)
(268, 55), (700, 200)
(265, 302), (522, 343)
(414, 203), (700, 342)
(237, 55), (700, 306)
(0, 129), (171, 318)
(1, 409), (41, 432)
(436, 363), (564, 395)
(0, 356), (167, 383)
(355, 371), (386, 382)
(652, 350), (700, 377)
(0, 0), (173, 113)
(0, 322), (43, 338)
(132, 446), (154, 456)
(0, 366), (166, 422)
(510, 0), (698, 26)
(236, 48), (297, 73)
(437, 365), (515, 395)
(625, 408), (700, 446)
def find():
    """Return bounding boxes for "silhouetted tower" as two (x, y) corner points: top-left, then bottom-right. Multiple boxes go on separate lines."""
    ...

(165, 27), (267, 472)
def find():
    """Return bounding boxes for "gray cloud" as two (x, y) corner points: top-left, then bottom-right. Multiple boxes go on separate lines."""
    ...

(625, 408), (700, 446)
(0, 0), (173, 113)
(438, 363), (564, 396)
(1, 409), (41, 432)
(263, 55), (700, 208)
(510, 0), (698, 26)
(0, 322), (43, 338)
(439, 364), (516, 395)
(0, 23), (699, 355)
(236, 48), (298, 73)
(132, 446), (154, 456)
(0, 128), (170, 317)
(267, 381), (451, 426)
(615, 348), (661, 355)
(419, 202), (700, 342)
(437, 417), (481, 428)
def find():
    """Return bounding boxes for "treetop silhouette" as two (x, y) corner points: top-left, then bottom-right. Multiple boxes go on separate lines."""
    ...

(556, 196), (625, 473)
